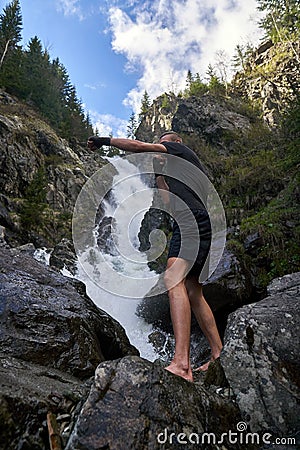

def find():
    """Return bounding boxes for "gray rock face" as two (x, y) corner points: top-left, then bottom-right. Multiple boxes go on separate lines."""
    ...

(66, 356), (243, 450)
(0, 95), (108, 246)
(49, 237), (77, 274)
(221, 272), (300, 435)
(0, 244), (138, 380)
(136, 93), (251, 151)
(0, 242), (139, 449)
(172, 95), (251, 149)
(234, 40), (299, 127)
(0, 353), (90, 450)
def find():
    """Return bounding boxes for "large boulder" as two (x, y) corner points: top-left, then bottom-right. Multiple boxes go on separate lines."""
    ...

(0, 244), (138, 380)
(0, 353), (90, 450)
(136, 92), (251, 151)
(0, 240), (139, 449)
(66, 356), (243, 450)
(221, 272), (300, 435)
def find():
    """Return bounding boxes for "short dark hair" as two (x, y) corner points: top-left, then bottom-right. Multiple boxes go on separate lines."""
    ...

(159, 131), (182, 141)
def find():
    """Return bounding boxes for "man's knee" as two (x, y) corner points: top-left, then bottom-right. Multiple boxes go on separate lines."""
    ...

(164, 258), (187, 290)
(164, 270), (178, 290)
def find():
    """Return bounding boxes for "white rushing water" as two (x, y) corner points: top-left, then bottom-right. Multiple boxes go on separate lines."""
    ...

(74, 156), (159, 361)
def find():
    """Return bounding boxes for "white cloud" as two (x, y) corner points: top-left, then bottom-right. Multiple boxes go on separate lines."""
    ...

(56, 0), (85, 20)
(84, 82), (107, 90)
(90, 111), (128, 137)
(108, 0), (265, 114)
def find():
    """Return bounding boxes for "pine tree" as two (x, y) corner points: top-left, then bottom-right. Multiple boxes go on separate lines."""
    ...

(127, 112), (138, 139)
(139, 90), (151, 119)
(184, 70), (207, 97)
(22, 37), (52, 114)
(0, 0), (22, 69)
(206, 65), (225, 95)
(232, 44), (250, 72)
(256, 0), (300, 41)
(185, 70), (193, 90)
(0, 1), (100, 142)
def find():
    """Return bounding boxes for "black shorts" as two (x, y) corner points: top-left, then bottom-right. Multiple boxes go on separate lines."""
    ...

(168, 209), (211, 279)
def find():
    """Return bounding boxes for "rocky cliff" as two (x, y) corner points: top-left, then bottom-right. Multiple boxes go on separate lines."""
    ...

(0, 89), (107, 248)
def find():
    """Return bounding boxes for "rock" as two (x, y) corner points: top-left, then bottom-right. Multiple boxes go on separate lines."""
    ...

(0, 102), (108, 245)
(173, 95), (251, 150)
(220, 272), (300, 435)
(0, 89), (16, 105)
(136, 93), (252, 151)
(66, 356), (243, 450)
(13, 242), (36, 255)
(148, 329), (175, 361)
(243, 232), (264, 256)
(137, 288), (171, 332)
(49, 237), (77, 274)
(0, 245), (138, 380)
(0, 353), (90, 450)
(0, 197), (14, 229)
(267, 272), (300, 296)
(203, 248), (253, 312)
(256, 40), (273, 56)
(233, 40), (299, 127)
(96, 216), (118, 255)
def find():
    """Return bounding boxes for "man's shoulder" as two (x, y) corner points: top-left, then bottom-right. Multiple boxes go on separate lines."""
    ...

(163, 141), (193, 155)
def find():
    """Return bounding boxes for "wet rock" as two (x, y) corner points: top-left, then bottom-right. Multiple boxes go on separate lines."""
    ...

(0, 353), (90, 450)
(96, 216), (118, 255)
(221, 272), (300, 435)
(203, 248), (253, 311)
(148, 329), (175, 361)
(267, 272), (300, 296)
(66, 356), (243, 450)
(137, 287), (171, 332)
(0, 245), (138, 381)
(49, 237), (77, 275)
(243, 232), (264, 256)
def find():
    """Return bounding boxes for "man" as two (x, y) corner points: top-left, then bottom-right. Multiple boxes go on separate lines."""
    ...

(87, 132), (223, 382)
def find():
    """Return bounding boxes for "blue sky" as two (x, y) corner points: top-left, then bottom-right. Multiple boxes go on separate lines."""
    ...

(7, 0), (264, 136)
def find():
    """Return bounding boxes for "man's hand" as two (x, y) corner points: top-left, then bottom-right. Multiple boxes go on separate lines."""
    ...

(87, 136), (111, 151)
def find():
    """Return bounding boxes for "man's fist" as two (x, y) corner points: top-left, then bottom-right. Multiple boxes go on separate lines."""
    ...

(87, 136), (111, 150)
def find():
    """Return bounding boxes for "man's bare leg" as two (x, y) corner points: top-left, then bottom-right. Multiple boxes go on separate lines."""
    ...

(164, 258), (193, 382)
(185, 277), (223, 371)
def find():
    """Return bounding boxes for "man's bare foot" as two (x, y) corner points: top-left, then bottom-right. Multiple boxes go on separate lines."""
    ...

(165, 362), (194, 382)
(194, 359), (212, 372)
(194, 355), (220, 372)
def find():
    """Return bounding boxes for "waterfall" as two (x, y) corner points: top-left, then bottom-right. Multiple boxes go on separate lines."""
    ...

(74, 156), (159, 361)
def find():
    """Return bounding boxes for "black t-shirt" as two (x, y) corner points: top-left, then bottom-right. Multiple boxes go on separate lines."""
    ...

(161, 141), (208, 212)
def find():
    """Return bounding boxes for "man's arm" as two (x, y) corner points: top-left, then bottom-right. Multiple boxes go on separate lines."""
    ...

(87, 136), (167, 153)
(111, 138), (167, 153)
